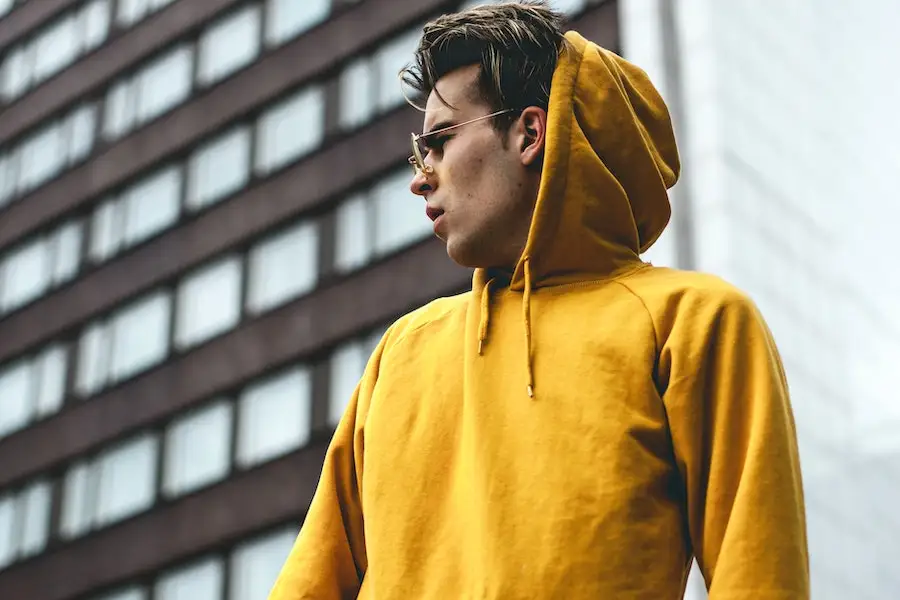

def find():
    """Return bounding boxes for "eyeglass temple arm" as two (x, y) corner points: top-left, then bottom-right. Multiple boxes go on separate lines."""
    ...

(413, 108), (518, 141)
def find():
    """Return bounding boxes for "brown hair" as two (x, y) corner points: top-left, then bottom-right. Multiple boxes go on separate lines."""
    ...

(400, 1), (568, 131)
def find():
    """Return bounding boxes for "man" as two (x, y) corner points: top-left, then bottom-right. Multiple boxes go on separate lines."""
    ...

(269, 2), (809, 598)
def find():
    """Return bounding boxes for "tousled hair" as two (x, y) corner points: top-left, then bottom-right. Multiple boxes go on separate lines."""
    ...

(400, 1), (568, 132)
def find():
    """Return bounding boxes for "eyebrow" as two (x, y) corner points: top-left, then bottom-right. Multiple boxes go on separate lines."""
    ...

(422, 120), (457, 138)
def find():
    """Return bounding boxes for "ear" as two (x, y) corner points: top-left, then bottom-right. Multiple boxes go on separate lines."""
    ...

(517, 106), (548, 167)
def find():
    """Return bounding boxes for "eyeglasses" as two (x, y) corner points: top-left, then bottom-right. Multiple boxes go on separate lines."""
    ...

(408, 109), (518, 176)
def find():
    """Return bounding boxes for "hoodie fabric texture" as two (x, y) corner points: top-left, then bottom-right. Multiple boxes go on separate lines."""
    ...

(269, 31), (809, 599)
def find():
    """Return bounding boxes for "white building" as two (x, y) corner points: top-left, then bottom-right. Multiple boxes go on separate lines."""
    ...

(621, 0), (900, 598)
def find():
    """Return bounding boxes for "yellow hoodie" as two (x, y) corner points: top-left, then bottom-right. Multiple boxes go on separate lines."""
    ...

(269, 31), (809, 599)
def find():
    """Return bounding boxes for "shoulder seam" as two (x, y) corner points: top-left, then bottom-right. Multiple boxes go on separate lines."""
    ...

(611, 278), (659, 359)
(389, 293), (470, 350)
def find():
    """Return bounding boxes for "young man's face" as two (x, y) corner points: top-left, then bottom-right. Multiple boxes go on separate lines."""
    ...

(409, 65), (546, 270)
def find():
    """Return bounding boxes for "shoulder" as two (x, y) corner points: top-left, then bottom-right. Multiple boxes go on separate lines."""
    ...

(378, 291), (471, 352)
(620, 265), (757, 313)
(617, 265), (768, 346)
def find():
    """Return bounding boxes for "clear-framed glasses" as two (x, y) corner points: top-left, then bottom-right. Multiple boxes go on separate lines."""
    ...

(408, 109), (518, 176)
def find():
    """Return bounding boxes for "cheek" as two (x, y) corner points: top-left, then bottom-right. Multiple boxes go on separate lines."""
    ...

(440, 136), (520, 237)
(447, 147), (486, 185)
(446, 143), (501, 199)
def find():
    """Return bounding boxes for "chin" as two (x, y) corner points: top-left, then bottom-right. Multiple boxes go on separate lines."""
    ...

(445, 236), (498, 269)
(444, 237), (481, 269)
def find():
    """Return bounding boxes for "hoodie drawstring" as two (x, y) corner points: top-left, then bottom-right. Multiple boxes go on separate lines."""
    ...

(477, 277), (494, 355)
(523, 258), (535, 398)
(476, 263), (535, 399)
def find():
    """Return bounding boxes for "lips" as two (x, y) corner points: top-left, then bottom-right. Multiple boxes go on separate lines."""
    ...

(425, 206), (444, 222)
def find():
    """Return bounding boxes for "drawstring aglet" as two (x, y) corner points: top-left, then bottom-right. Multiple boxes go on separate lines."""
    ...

(478, 339), (484, 355)
(527, 384), (534, 398)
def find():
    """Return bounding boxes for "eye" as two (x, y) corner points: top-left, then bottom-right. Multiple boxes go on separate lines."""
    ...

(423, 135), (451, 154)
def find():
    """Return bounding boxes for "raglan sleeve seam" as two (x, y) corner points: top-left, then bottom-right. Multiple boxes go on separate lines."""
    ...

(611, 278), (660, 362)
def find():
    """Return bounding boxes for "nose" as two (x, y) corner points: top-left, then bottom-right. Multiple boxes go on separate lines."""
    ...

(409, 166), (435, 197)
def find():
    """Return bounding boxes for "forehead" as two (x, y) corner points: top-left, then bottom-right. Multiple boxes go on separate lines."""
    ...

(423, 64), (484, 128)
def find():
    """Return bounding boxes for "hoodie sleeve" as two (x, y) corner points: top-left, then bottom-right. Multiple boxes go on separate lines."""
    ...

(657, 285), (809, 599)
(267, 344), (382, 600)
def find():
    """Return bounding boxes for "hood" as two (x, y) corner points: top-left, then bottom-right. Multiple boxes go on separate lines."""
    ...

(470, 31), (681, 398)
(475, 30), (680, 292)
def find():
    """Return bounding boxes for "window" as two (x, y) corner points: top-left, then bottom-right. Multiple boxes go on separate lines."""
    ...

(105, 45), (193, 140)
(329, 339), (367, 426)
(89, 199), (122, 263)
(96, 434), (158, 526)
(0, 480), (53, 565)
(18, 480), (52, 558)
(237, 366), (312, 468)
(334, 193), (372, 272)
(1, 2), (110, 101)
(0, 343), (69, 438)
(135, 45), (193, 125)
(76, 291), (171, 395)
(1, 46), (32, 101)
(186, 127), (251, 211)
(198, 5), (261, 86)
(67, 104), (98, 165)
(116, 0), (145, 27)
(60, 462), (93, 538)
(0, 218), (83, 313)
(32, 14), (80, 82)
(0, 237), (50, 312)
(230, 528), (297, 600)
(9, 103), (96, 196)
(17, 123), (66, 193)
(255, 86), (325, 175)
(0, 359), (33, 438)
(375, 28), (421, 112)
(0, 494), (15, 568)
(121, 166), (182, 247)
(82, 0), (112, 52)
(264, 0), (330, 47)
(110, 291), (172, 381)
(372, 168), (431, 255)
(33, 344), (68, 418)
(163, 400), (233, 497)
(333, 168), (430, 273)
(104, 79), (136, 139)
(339, 57), (375, 130)
(50, 220), (84, 285)
(116, 0), (177, 28)
(156, 557), (223, 600)
(0, 154), (16, 207)
(63, 433), (159, 537)
(76, 322), (111, 396)
(0, 480), (50, 568)
(246, 221), (318, 315)
(90, 166), (181, 264)
(175, 257), (243, 350)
